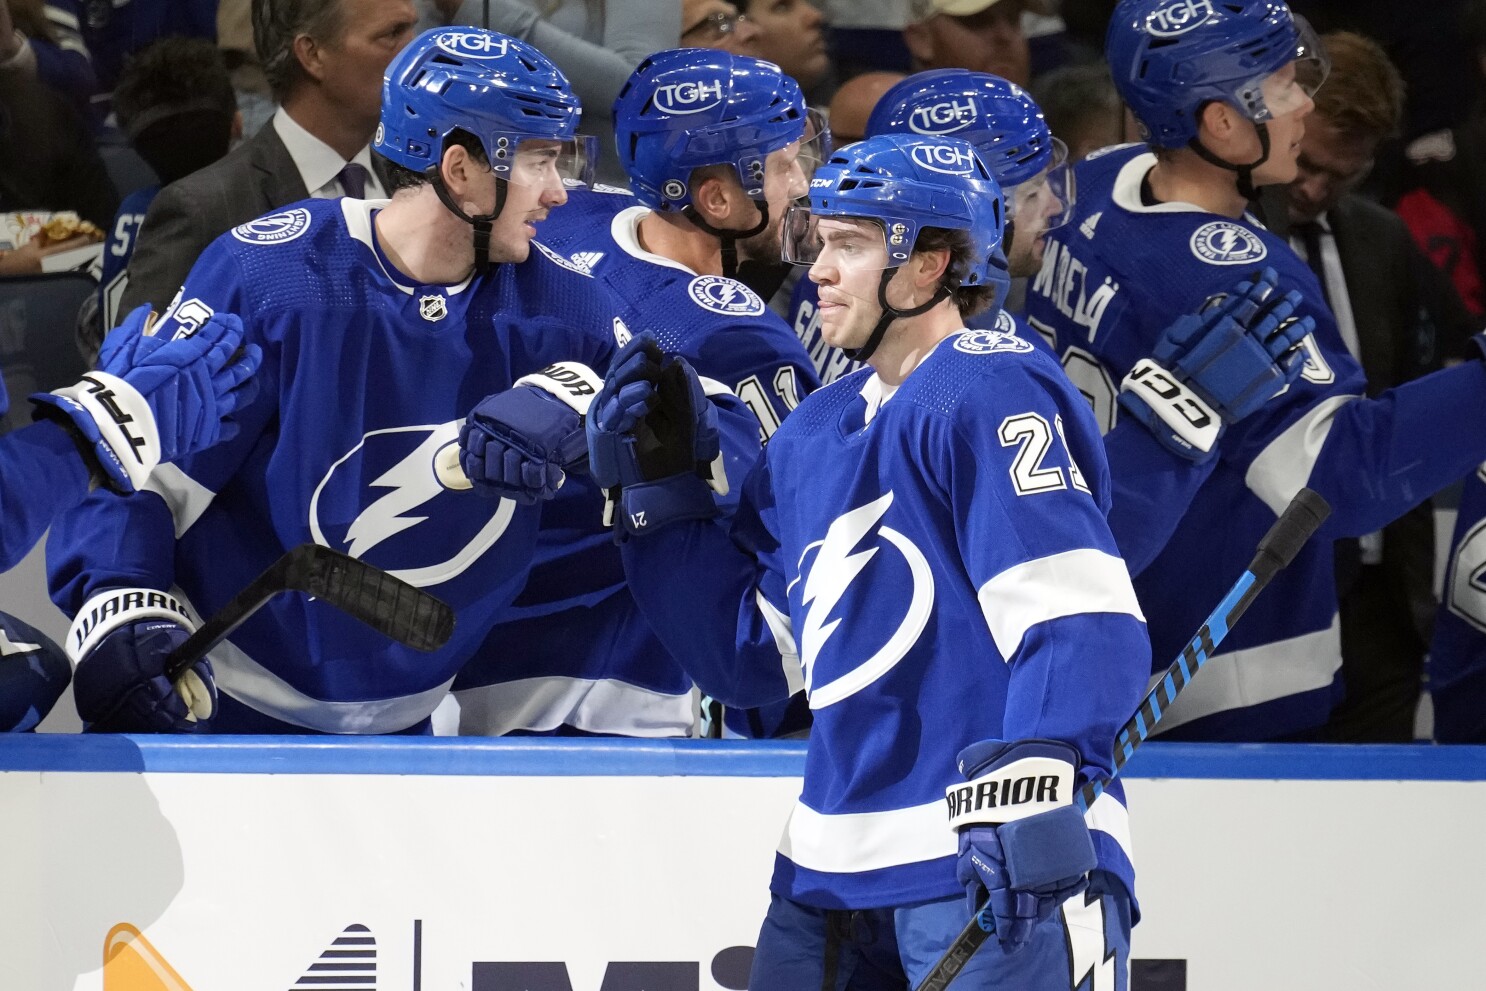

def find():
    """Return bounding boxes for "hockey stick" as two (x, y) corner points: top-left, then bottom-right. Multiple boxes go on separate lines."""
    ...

(916, 487), (1331, 991)
(163, 544), (456, 682)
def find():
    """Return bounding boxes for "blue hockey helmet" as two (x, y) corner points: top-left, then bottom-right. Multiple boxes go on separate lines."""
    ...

(376, 27), (596, 184)
(612, 48), (810, 212)
(865, 68), (1072, 232)
(786, 133), (1009, 291)
(1107, 0), (1329, 149)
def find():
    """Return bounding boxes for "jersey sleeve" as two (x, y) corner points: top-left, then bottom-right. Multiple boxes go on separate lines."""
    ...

(687, 318), (822, 444)
(950, 363), (1150, 780)
(48, 236), (282, 615)
(619, 446), (800, 709)
(0, 420), (93, 571)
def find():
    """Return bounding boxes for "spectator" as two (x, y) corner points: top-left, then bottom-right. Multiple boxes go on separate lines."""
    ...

(118, 0), (418, 314)
(0, 0), (98, 121)
(681, 1), (761, 56)
(451, 0), (681, 185)
(825, 69), (904, 146)
(1286, 32), (1476, 742)
(1031, 61), (1127, 162)
(819, 0), (909, 80)
(84, 38), (239, 359)
(903, 0), (1030, 88)
(734, 0), (830, 97)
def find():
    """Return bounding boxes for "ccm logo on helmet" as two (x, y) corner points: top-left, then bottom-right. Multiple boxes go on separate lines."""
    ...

(434, 31), (514, 58)
(909, 98), (978, 136)
(911, 143), (976, 175)
(1145, 0), (1216, 37)
(654, 80), (724, 115)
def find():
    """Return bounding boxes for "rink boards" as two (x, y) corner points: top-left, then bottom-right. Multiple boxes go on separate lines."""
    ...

(0, 737), (1481, 991)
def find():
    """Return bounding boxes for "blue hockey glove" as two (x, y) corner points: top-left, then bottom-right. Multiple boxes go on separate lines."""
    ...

(586, 332), (726, 538)
(948, 739), (1096, 951)
(458, 362), (603, 504)
(0, 612), (71, 732)
(67, 588), (215, 733)
(1119, 267), (1312, 462)
(32, 305), (262, 492)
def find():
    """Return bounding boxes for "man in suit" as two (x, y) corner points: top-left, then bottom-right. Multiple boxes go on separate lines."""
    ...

(119, 0), (418, 315)
(1286, 32), (1478, 741)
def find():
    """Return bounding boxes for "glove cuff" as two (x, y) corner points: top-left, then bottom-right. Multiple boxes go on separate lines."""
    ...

(33, 371), (161, 492)
(947, 746), (1078, 829)
(68, 587), (197, 666)
(514, 361), (603, 416)
(608, 472), (720, 536)
(1119, 358), (1223, 462)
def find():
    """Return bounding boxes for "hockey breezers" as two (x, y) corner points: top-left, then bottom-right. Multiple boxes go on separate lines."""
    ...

(163, 543), (456, 683)
(916, 487), (1331, 991)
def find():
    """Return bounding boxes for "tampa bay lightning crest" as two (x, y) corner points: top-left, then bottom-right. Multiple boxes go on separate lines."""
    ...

(232, 208), (313, 246)
(688, 275), (766, 316)
(794, 492), (934, 709)
(1189, 220), (1267, 266)
(308, 422), (515, 587)
(953, 328), (1033, 355)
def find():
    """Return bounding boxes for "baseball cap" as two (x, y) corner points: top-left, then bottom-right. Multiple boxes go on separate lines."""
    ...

(909, 0), (1020, 21)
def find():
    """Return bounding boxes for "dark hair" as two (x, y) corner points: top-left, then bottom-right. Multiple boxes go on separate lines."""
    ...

(915, 225), (997, 318)
(113, 38), (238, 184)
(252, 0), (348, 101)
(1031, 61), (1121, 153)
(381, 129), (492, 193)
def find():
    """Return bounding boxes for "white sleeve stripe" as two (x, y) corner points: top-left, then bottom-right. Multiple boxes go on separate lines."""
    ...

(1244, 393), (1356, 516)
(977, 548), (1144, 660)
(755, 590), (804, 695)
(698, 375), (734, 398)
(144, 462), (219, 538)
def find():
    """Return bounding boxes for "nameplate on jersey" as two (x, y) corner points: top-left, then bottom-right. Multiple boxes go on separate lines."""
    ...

(687, 275), (765, 316)
(946, 754), (1077, 828)
(1189, 220), (1267, 266)
(231, 208), (313, 247)
(953, 329), (1032, 356)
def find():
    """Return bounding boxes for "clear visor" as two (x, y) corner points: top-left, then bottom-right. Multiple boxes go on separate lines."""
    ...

(1005, 136), (1074, 234)
(1234, 16), (1329, 123)
(494, 134), (599, 190)
(761, 109), (833, 205)
(783, 207), (896, 274)
(798, 108), (832, 183)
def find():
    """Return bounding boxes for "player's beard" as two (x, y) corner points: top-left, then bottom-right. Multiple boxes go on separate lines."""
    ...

(738, 221), (784, 271)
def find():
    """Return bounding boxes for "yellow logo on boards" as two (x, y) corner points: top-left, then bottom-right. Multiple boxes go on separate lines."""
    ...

(103, 924), (194, 991)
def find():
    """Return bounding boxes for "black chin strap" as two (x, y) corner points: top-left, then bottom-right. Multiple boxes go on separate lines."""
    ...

(683, 201), (770, 280)
(1187, 121), (1272, 201)
(428, 167), (508, 276)
(845, 269), (951, 363)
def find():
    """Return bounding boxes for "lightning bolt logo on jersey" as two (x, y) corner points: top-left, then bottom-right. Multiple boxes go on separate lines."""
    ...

(48, 196), (618, 734)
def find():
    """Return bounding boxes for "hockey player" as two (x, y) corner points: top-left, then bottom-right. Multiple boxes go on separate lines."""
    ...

(447, 49), (824, 737)
(0, 305), (259, 730)
(787, 68), (1075, 383)
(45, 27), (618, 734)
(588, 133), (1150, 986)
(1024, 0), (1486, 741)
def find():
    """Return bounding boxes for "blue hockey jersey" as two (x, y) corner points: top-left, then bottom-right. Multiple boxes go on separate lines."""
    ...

(621, 328), (1150, 910)
(1024, 144), (1486, 741)
(48, 197), (618, 733)
(451, 188), (822, 736)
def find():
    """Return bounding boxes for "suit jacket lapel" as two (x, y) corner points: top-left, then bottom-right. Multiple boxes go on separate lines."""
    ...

(1329, 200), (1394, 392)
(249, 123), (311, 210)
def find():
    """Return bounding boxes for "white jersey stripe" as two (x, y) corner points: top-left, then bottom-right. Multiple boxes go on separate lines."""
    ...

(977, 548), (1145, 660)
(1244, 393), (1356, 517)
(453, 675), (698, 738)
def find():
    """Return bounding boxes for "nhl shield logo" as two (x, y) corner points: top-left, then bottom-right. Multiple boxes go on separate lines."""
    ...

(419, 294), (448, 322)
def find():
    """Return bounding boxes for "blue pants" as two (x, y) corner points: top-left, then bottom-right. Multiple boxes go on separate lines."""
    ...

(749, 873), (1131, 991)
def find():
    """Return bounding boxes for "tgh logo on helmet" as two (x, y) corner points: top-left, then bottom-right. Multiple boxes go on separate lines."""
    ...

(434, 31), (514, 59)
(908, 98), (979, 136)
(654, 80), (725, 115)
(1145, 0), (1216, 37)
(911, 143), (976, 176)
